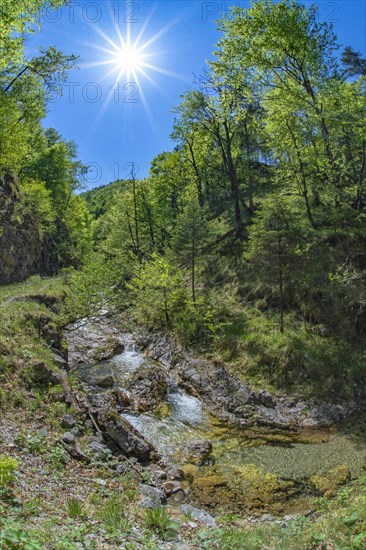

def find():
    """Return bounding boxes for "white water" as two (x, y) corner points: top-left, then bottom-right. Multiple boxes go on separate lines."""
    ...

(122, 389), (209, 457)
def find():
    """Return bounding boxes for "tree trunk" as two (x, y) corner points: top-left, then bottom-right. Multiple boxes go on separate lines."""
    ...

(278, 236), (284, 334)
(191, 239), (196, 305)
(223, 121), (243, 234)
(286, 121), (317, 228)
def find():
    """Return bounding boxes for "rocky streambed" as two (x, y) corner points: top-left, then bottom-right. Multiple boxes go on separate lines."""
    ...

(65, 312), (366, 516)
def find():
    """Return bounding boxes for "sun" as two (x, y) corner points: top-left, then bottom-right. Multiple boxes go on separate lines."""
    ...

(81, 8), (192, 130)
(115, 44), (143, 74)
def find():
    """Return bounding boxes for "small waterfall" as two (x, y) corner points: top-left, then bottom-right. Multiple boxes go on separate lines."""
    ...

(75, 329), (366, 499)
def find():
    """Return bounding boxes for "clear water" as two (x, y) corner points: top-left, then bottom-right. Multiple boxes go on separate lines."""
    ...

(77, 336), (366, 485)
(123, 390), (210, 456)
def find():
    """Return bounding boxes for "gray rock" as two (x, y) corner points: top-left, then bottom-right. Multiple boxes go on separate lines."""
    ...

(87, 434), (103, 444)
(114, 463), (128, 475)
(260, 513), (276, 522)
(37, 428), (48, 437)
(98, 412), (157, 462)
(61, 415), (77, 429)
(167, 466), (183, 480)
(140, 483), (167, 504)
(52, 353), (68, 369)
(257, 390), (274, 408)
(31, 362), (58, 385)
(180, 440), (212, 465)
(62, 432), (75, 445)
(181, 504), (216, 527)
(96, 376), (115, 388)
(88, 441), (111, 457)
(155, 469), (167, 480)
(138, 497), (159, 509)
(126, 366), (168, 412)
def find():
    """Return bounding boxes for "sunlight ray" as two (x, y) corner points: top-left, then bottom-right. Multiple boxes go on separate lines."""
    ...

(140, 62), (191, 82)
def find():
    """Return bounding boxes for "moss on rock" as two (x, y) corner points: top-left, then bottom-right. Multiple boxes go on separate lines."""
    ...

(309, 465), (351, 497)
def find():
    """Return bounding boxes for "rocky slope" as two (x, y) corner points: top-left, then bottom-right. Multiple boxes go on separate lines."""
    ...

(0, 174), (57, 284)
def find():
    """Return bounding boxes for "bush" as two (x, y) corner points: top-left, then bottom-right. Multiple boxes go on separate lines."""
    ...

(0, 455), (18, 487)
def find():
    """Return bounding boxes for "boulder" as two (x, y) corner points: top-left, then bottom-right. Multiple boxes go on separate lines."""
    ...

(139, 483), (167, 504)
(87, 441), (111, 458)
(181, 504), (216, 527)
(61, 415), (77, 429)
(96, 341), (125, 361)
(62, 432), (75, 445)
(154, 469), (167, 481)
(139, 497), (159, 509)
(96, 376), (115, 388)
(256, 390), (274, 408)
(180, 440), (213, 465)
(98, 410), (157, 462)
(127, 366), (168, 413)
(52, 352), (69, 370)
(30, 362), (59, 385)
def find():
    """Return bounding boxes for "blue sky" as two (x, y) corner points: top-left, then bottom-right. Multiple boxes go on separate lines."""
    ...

(27, 0), (366, 189)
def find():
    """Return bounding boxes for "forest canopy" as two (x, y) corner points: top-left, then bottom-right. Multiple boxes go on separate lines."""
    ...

(79, 0), (366, 394)
(1, 0), (366, 394)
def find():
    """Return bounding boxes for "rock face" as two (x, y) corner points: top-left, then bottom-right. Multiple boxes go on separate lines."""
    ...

(142, 332), (362, 429)
(126, 366), (168, 413)
(0, 174), (59, 284)
(96, 376), (115, 388)
(66, 316), (125, 368)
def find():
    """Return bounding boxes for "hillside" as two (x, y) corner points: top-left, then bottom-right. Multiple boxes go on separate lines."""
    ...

(1, 1), (366, 548)
(82, 180), (128, 219)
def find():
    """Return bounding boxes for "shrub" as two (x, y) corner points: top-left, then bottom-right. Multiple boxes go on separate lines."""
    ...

(0, 455), (18, 487)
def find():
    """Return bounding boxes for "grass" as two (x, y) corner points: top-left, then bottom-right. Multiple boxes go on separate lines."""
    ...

(97, 494), (130, 533)
(211, 306), (366, 399)
(0, 275), (69, 417)
(66, 497), (85, 519)
(144, 507), (181, 541)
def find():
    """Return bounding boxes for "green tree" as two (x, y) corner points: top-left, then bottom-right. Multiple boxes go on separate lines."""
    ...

(128, 253), (185, 328)
(245, 197), (307, 333)
(172, 195), (210, 304)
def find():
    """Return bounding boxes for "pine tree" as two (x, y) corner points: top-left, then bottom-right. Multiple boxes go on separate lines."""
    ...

(172, 195), (210, 304)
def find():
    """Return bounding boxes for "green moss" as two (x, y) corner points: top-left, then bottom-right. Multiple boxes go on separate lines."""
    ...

(309, 465), (351, 497)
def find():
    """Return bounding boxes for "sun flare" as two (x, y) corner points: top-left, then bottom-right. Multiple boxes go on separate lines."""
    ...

(115, 45), (143, 74)
(82, 9), (191, 131)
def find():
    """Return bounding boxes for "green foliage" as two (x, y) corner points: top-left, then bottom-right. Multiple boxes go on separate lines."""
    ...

(97, 495), (130, 533)
(66, 498), (85, 519)
(45, 444), (68, 469)
(172, 195), (211, 303)
(61, 253), (121, 322)
(0, 524), (43, 550)
(83, 179), (128, 219)
(0, 455), (18, 487)
(144, 507), (180, 541)
(0, 0), (88, 276)
(128, 253), (186, 328)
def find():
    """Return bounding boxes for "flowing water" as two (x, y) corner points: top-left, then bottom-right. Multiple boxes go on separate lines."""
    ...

(77, 336), (366, 510)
